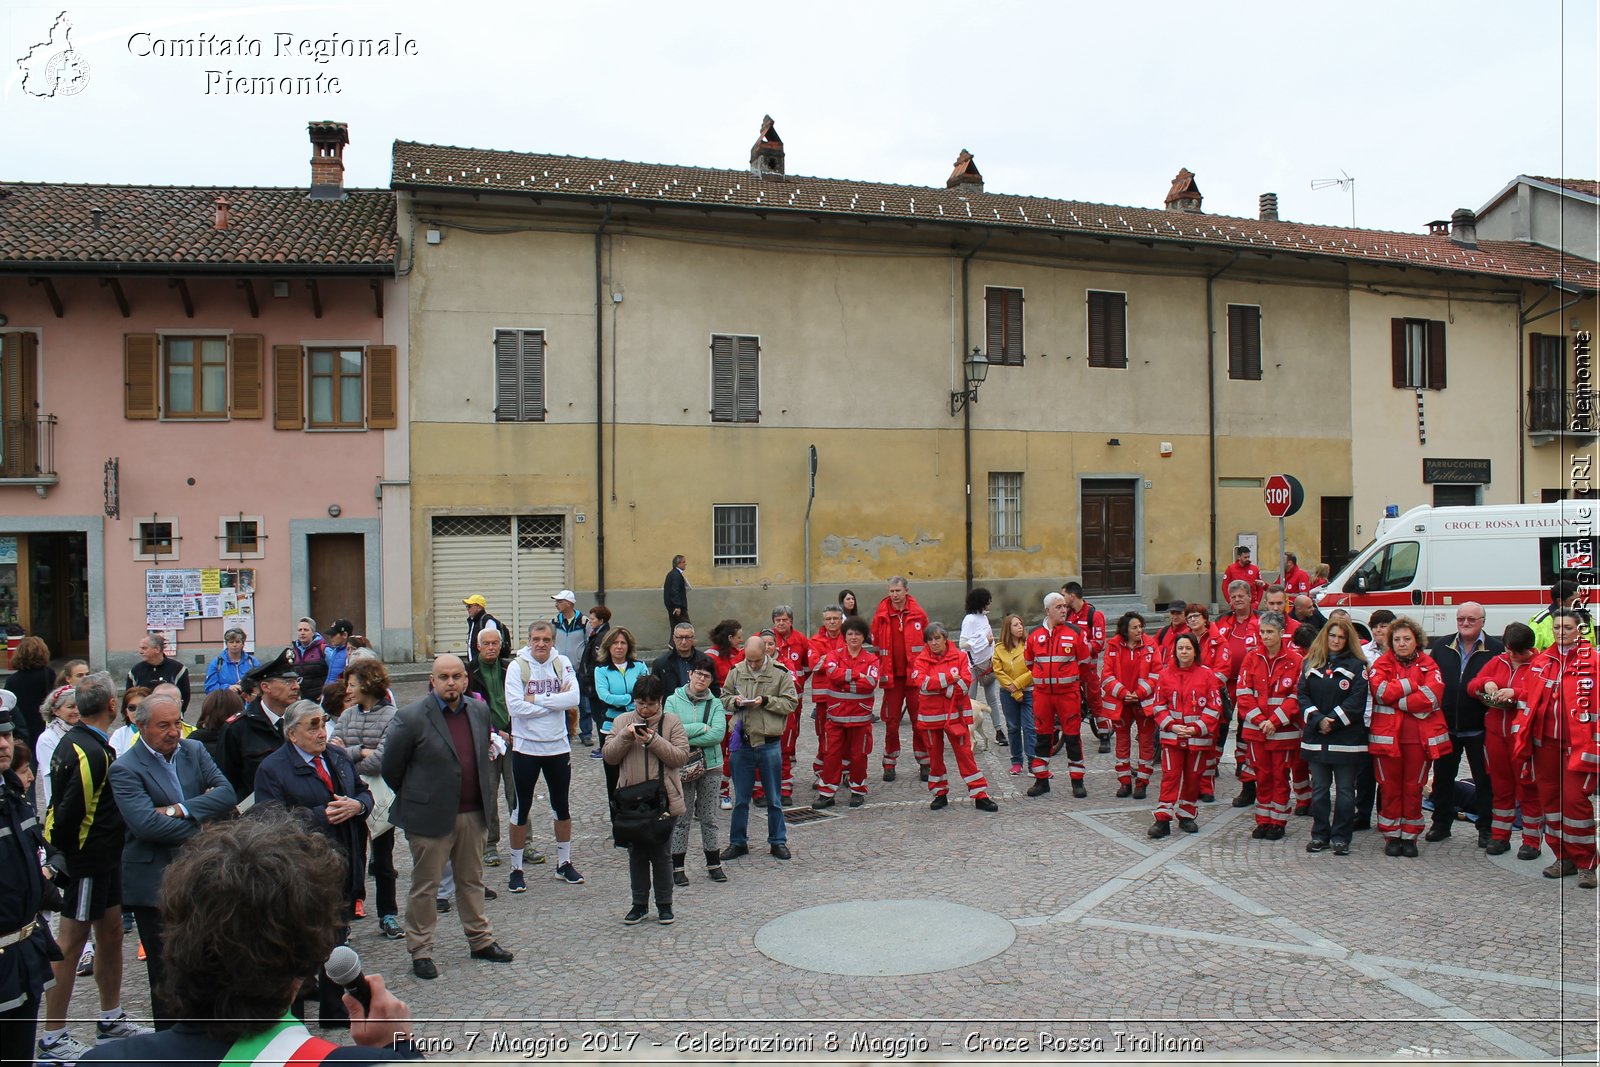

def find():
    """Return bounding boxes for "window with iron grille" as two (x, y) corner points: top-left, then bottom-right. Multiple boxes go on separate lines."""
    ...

(516, 514), (562, 551)
(988, 473), (1023, 549)
(1087, 290), (1128, 369)
(432, 515), (512, 538)
(1227, 305), (1262, 381)
(713, 504), (758, 566)
(710, 335), (759, 423)
(137, 519), (177, 560)
(495, 329), (546, 422)
(1390, 317), (1447, 390)
(984, 287), (1025, 366)
(1527, 333), (1566, 432)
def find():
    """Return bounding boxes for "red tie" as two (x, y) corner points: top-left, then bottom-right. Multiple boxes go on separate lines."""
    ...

(312, 755), (336, 795)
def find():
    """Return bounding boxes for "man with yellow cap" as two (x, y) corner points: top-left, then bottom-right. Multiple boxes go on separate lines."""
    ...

(463, 595), (509, 666)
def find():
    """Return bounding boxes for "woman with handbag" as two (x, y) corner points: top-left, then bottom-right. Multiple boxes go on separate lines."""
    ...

(603, 675), (690, 925)
(665, 658), (728, 886)
(959, 587), (1007, 746)
(329, 658), (401, 936)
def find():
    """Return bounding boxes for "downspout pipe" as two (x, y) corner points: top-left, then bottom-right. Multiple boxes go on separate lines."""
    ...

(1205, 253), (1239, 605)
(594, 204), (612, 603)
(959, 232), (993, 594)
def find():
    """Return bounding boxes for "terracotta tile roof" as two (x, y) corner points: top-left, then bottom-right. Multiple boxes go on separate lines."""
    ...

(0, 184), (396, 271)
(1527, 175), (1600, 199)
(394, 141), (1599, 291)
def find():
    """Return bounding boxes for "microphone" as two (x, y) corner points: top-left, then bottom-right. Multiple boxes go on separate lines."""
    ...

(324, 945), (372, 1012)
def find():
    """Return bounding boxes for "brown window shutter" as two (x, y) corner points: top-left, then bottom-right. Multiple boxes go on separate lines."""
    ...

(230, 334), (264, 418)
(1390, 318), (1407, 388)
(366, 344), (398, 428)
(273, 345), (304, 429)
(1245, 309), (1261, 380)
(1105, 292), (1126, 368)
(1004, 289), (1024, 363)
(735, 335), (760, 422)
(1227, 307), (1245, 379)
(1427, 320), (1447, 390)
(124, 333), (160, 419)
(710, 335), (735, 422)
(985, 291), (1004, 362)
(1087, 292), (1107, 366)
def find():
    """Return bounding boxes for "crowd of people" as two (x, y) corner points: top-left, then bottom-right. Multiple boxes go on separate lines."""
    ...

(3, 549), (1597, 1062)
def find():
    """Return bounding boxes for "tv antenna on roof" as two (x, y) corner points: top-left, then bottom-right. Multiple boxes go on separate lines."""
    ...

(1311, 170), (1356, 227)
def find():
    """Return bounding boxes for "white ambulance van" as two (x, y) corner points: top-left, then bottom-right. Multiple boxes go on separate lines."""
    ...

(1315, 503), (1599, 639)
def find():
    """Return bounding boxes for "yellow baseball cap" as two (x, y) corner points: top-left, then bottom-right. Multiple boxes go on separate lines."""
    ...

(462, 594), (488, 608)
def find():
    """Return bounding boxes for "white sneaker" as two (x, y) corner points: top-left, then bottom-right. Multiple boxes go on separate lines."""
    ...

(39, 1032), (95, 1062)
(97, 1014), (154, 1041)
(720, 795), (733, 810)
(74, 944), (95, 977)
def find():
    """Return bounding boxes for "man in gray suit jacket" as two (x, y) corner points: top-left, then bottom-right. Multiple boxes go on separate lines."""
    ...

(381, 655), (513, 981)
(106, 690), (236, 1029)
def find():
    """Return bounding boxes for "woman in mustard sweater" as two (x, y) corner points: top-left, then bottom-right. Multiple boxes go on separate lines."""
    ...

(992, 614), (1037, 777)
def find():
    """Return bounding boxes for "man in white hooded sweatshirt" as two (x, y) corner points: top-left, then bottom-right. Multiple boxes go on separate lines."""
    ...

(503, 621), (583, 892)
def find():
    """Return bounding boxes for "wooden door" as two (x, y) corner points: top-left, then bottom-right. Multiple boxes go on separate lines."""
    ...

(1320, 496), (1352, 574)
(308, 534), (365, 636)
(1080, 481), (1137, 595)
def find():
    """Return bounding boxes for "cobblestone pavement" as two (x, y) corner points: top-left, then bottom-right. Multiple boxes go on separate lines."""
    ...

(99, 677), (1597, 1062)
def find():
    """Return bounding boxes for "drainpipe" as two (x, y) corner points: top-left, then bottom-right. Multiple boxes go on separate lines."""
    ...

(959, 232), (992, 594)
(594, 204), (612, 603)
(1205, 253), (1239, 605)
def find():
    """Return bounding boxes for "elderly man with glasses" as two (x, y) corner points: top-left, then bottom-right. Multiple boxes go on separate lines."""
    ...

(1426, 602), (1501, 845)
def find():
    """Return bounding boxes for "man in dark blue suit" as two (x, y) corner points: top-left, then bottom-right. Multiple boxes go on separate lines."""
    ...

(80, 813), (419, 1065)
(107, 691), (235, 1030)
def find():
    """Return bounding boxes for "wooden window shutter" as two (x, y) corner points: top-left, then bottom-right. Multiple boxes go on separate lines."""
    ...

(1426, 320), (1447, 390)
(520, 331), (545, 421)
(273, 345), (304, 429)
(1228, 306), (1261, 380)
(366, 344), (398, 428)
(1244, 309), (1261, 380)
(494, 329), (521, 421)
(1227, 307), (1245, 379)
(985, 291), (1004, 362)
(1106, 292), (1127, 369)
(1087, 292), (1107, 366)
(1005, 289), (1024, 363)
(124, 334), (159, 419)
(710, 335), (735, 422)
(230, 334), (265, 418)
(1390, 318), (1407, 388)
(735, 336), (759, 422)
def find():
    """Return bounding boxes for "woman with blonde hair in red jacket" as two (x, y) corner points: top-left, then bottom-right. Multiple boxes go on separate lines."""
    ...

(910, 623), (998, 813)
(1150, 632), (1222, 838)
(1367, 616), (1449, 857)
(1101, 611), (1160, 799)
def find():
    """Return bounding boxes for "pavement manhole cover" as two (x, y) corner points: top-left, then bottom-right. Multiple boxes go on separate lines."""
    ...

(755, 898), (1016, 976)
(782, 806), (840, 825)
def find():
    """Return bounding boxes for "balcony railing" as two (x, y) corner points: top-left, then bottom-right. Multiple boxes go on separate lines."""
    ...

(0, 415), (57, 480)
(1528, 388), (1599, 437)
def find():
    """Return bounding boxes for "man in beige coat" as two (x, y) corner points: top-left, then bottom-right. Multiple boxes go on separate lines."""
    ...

(719, 635), (799, 861)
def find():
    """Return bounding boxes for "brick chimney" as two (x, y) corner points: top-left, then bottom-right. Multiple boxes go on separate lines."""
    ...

(1164, 168), (1202, 213)
(1449, 207), (1478, 248)
(308, 121), (349, 201)
(213, 196), (231, 230)
(749, 116), (784, 175)
(947, 150), (983, 194)
(1258, 192), (1279, 221)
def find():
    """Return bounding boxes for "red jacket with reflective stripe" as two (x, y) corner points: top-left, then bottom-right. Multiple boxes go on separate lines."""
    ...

(1469, 652), (1549, 771)
(819, 647), (879, 724)
(1531, 642), (1600, 775)
(1154, 665), (1222, 750)
(809, 627), (847, 712)
(1100, 635), (1159, 723)
(704, 646), (742, 689)
(771, 628), (815, 688)
(870, 595), (929, 682)
(1367, 651), (1451, 759)
(1065, 604), (1107, 658)
(1214, 613), (1262, 686)
(910, 645), (972, 727)
(1025, 622), (1097, 700)
(1282, 566), (1313, 597)
(1235, 645), (1304, 748)
(1223, 561), (1265, 610)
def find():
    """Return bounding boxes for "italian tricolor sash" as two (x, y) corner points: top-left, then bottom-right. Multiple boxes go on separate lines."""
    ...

(223, 1014), (339, 1067)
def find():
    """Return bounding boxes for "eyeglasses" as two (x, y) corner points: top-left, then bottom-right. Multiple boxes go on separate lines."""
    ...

(1456, 616), (1485, 623)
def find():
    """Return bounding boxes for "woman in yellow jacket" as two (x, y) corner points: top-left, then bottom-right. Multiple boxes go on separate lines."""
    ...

(992, 614), (1037, 778)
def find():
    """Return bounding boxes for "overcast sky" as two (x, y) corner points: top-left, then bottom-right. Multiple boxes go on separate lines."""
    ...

(5, 0), (1597, 236)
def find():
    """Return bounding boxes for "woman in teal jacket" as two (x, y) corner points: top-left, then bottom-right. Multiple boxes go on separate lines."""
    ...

(665, 655), (728, 886)
(594, 627), (648, 797)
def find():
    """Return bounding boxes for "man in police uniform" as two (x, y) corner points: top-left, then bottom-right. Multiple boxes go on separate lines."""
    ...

(0, 706), (60, 1065)
(218, 649), (298, 801)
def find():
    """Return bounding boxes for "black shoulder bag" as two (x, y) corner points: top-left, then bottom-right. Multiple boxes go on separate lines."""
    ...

(610, 743), (673, 848)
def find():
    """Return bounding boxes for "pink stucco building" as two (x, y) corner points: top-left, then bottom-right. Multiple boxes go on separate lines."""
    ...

(0, 122), (413, 674)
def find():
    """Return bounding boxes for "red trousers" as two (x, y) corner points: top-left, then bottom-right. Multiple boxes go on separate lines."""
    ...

(780, 711), (800, 795)
(1536, 743), (1597, 868)
(1374, 744), (1429, 841)
(880, 681), (927, 769)
(1248, 741), (1294, 827)
(1157, 745), (1207, 822)
(1113, 715), (1156, 786)
(1032, 688), (1085, 781)
(817, 720), (871, 799)
(926, 721), (990, 798)
(1485, 724), (1543, 846)
(1290, 751), (1310, 807)
(811, 706), (827, 778)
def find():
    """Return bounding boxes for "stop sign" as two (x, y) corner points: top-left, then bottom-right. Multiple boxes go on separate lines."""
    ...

(1264, 474), (1305, 518)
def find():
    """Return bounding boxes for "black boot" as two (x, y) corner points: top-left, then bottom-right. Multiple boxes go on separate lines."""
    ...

(672, 853), (689, 887)
(1231, 781), (1257, 809)
(704, 849), (727, 883)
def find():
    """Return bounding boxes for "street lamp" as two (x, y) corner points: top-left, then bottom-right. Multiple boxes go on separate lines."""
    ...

(949, 346), (990, 415)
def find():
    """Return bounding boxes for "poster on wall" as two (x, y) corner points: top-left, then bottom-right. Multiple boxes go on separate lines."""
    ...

(145, 566), (256, 652)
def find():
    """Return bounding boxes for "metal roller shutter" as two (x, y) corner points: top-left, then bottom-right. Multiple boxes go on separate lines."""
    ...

(429, 515), (566, 655)
(512, 516), (566, 641)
